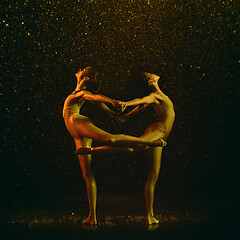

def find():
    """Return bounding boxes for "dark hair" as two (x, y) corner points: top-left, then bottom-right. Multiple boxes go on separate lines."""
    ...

(85, 69), (101, 93)
(130, 69), (163, 97)
(128, 71), (150, 98)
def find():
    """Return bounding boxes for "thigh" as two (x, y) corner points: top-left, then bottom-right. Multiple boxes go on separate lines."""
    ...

(74, 119), (112, 142)
(140, 122), (166, 141)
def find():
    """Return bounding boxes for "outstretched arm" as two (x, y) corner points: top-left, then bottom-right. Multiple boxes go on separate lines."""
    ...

(124, 104), (150, 117)
(97, 102), (120, 115)
(124, 93), (162, 108)
(119, 92), (162, 118)
(120, 93), (162, 113)
(97, 102), (127, 123)
(75, 90), (118, 107)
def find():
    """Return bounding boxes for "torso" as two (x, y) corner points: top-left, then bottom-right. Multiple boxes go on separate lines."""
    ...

(152, 91), (175, 138)
(63, 90), (88, 121)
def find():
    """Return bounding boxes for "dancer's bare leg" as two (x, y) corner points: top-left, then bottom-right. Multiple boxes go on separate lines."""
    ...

(74, 120), (165, 151)
(139, 124), (166, 224)
(144, 146), (162, 224)
(76, 146), (134, 155)
(77, 138), (97, 225)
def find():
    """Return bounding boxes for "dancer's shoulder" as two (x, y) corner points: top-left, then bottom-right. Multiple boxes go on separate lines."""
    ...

(150, 92), (163, 102)
(72, 90), (92, 97)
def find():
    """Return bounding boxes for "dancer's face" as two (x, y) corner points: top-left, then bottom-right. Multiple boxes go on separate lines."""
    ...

(75, 67), (92, 79)
(143, 72), (160, 85)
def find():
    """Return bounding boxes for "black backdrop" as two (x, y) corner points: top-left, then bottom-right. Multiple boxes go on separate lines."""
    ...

(1, 0), (239, 211)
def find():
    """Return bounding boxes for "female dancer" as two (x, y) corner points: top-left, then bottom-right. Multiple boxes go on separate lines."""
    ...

(121, 72), (175, 224)
(63, 67), (166, 225)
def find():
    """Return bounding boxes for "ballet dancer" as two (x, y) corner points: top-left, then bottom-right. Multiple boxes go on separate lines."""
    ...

(120, 72), (175, 224)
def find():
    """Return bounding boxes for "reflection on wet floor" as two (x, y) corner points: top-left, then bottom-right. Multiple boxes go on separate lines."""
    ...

(8, 209), (206, 229)
(2, 197), (237, 240)
(7, 198), (209, 229)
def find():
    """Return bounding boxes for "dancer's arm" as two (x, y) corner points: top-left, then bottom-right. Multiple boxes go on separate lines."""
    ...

(124, 104), (150, 117)
(124, 93), (162, 108)
(120, 93), (162, 117)
(97, 102), (120, 115)
(75, 90), (118, 106)
(97, 102), (127, 123)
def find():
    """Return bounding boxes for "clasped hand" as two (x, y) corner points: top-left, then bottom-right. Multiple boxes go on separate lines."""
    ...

(111, 101), (127, 123)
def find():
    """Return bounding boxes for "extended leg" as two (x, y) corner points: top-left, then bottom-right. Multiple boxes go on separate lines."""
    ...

(75, 123), (167, 155)
(144, 147), (162, 224)
(74, 121), (165, 148)
(77, 139), (97, 225)
(76, 145), (134, 155)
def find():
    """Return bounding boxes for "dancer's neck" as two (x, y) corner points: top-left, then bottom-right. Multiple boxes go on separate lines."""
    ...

(75, 80), (87, 91)
(149, 82), (162, 94)
(75, 86), (86, 91)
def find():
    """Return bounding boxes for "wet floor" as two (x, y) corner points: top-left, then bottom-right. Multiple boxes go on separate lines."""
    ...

(1, 197), (237, 240)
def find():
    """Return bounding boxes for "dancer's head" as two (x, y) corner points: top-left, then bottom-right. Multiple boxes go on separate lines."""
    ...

(75, 67), (93, 80)
(142, 72), (160, 86)
(75, 67), (98, 90)
(129, 70), (161, 97)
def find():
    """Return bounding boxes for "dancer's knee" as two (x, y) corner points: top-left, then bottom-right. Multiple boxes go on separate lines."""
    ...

(107, 135), (118, 144)
(148, 171), (159, 182)
(82, 170), (94, 180)
(108, 134), (127, 144)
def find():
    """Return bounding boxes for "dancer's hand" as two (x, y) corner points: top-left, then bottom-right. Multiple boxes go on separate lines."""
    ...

(83, 76), (89, 81)
(112, 100), (121, 109)
(118, 101), (127, 112)
(112, 100), (124, 112)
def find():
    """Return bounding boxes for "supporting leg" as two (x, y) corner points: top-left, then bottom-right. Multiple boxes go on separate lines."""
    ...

(144, 147), (162, 224)
(77, 139), (97, 225)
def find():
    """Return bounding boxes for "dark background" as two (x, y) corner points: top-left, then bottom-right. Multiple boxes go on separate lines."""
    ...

(1, 0), (239, 214)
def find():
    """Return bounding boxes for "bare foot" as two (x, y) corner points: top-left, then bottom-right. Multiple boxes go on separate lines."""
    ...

(151, 139), (167, 147)
(82, 224), (97, 231)
(82, 215), (97, 225)
(147, 223), (160, 231)
(147, 216), (159, 225)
